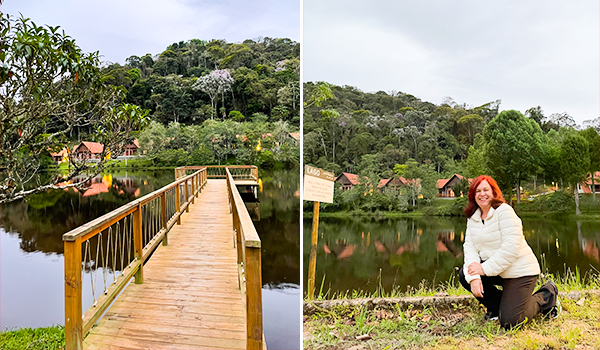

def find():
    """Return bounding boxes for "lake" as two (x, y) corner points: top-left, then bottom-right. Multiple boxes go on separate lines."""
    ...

(302, 215), (600, 296)
(0, 167), (300, 350)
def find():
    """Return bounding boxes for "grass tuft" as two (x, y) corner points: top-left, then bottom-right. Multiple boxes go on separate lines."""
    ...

(0, 325), (64, 350)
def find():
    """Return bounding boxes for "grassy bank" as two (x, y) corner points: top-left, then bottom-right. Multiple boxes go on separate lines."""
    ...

(304, 272), (600, 349)
(0, 326), (64, 350)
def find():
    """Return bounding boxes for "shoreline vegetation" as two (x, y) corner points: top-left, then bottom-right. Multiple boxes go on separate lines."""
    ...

(303, 195), (600, 220)
(304, 271), (600, 350)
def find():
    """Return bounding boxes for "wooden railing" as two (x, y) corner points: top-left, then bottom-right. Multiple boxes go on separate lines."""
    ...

(176, 165), (258, 181)
(62, 168), (207, 350)
(174, 165), (263, 350)
(225, 167), (263, 350)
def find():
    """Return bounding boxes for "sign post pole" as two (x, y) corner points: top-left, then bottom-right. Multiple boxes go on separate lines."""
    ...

(303, 165), (334, 300)
(307, 201), (320, 300)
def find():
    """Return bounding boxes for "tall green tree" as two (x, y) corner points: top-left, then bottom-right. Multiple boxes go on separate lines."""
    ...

(560, 133), (590, 215)
(580, 127), (600, 197)
(483, 110), (544, 203)
(394, 159), (420, 208)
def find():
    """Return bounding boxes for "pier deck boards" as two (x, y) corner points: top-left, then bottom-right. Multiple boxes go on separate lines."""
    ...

(83, 179), (245, 350)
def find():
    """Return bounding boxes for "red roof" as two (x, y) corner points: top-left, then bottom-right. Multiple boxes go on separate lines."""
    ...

(50, 147), (68, 157)
(378, 179), (390, 188)
(78, 141), (104, 154)
(584, 171), (600, 185)
(437, 174), (467, 189)
(289, 132), (300, 141)
(337, 172), (360, 185)
(130, 139), (140, 148)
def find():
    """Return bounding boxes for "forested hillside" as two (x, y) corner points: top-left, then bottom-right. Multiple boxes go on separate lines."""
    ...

(102, 37), (300, 126)
(304, 82), (600, 212)
(99, 38), (300, 169)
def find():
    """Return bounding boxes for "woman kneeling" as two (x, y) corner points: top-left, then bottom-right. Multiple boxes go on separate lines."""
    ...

(459, 175), (560, 329)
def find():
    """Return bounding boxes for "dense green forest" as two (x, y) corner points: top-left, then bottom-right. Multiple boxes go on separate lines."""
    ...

(87, 38), (301, 169)
(104, 37), (300, 125)
(303, 82), (600, 214)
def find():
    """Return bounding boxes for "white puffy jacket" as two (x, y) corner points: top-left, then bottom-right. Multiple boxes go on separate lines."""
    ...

(463, 203), (541, 284)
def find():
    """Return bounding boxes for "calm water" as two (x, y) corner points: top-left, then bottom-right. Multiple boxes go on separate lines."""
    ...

(302, 216), (600, 296)
(0, 168), (300, 350)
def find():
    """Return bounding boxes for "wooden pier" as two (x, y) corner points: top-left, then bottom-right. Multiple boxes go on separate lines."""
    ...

(62, 166), (263, 350)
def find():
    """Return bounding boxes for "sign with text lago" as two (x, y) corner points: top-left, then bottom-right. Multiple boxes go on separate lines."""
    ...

(303, 165), (334, 203)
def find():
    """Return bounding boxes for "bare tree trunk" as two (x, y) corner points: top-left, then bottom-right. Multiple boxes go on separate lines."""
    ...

(592, 177), (596, 198)
(221, 90), (226, 118)
(517, 179), (521, 204)
(574, 185), (581, 215)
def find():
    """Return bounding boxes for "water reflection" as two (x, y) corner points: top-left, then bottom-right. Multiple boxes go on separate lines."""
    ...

(303, 217), (600, 296)
(0, 168), (300, 350)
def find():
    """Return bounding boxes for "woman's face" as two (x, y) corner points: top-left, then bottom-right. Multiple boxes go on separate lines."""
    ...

(475, 180), (494, 210)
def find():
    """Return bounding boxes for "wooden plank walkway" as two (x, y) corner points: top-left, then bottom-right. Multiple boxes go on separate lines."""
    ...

(83, 179), (245, 350)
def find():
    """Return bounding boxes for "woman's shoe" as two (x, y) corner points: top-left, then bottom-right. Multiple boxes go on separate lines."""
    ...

(543, 281), (560, 319)
(484, 310), (499, 321)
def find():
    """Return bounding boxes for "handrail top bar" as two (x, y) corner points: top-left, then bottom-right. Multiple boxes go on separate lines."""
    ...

(225, 168), (261, 248)
(62, 169), (204, 242)
(176, 165), (257, 169)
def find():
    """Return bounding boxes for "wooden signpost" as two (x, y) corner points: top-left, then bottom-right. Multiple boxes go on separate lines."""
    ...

(303, 165), (334, 300)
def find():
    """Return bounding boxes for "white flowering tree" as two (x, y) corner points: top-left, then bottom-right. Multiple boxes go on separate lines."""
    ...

(192, 69), (234, 119)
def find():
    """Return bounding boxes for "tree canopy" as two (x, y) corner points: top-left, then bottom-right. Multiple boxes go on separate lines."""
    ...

(0, 14), (149, 203)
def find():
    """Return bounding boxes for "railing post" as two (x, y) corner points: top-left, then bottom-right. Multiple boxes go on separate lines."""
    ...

(185, 179), (190, 212)
(175, 182), (181, 225)
(190, 176), (195, 204)
(64, 239), (83, 350)
(133, 204), (143, 284)
(195, 173), (199, 197)
(246, 246), (263, 350)
(161, 192), (168, 246)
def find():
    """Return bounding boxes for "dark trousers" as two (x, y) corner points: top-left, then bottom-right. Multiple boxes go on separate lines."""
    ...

(458, 268), (554, 329)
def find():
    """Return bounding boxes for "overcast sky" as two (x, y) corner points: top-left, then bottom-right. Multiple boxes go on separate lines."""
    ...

(304, 0), (599, 125)
(3, 0), (300, 64)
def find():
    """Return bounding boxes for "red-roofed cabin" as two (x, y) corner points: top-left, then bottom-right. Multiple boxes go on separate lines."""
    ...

(579, 171), (600, 194)
(50, 148), (68, 162)
(74, 141), (104, 160)
(336, 172), (359, 191)
(123, 139), (140, 156)
(437, 174), (469, 197)
(377, 177), (407, 193)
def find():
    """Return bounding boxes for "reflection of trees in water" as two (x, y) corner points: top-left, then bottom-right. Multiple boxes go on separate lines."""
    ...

(254, 169), (300, 286)
(525, 219), (600, 276)
(0, 170), (174, 255)
(257, 169), (299, 225)
(303, 217), (600, 295)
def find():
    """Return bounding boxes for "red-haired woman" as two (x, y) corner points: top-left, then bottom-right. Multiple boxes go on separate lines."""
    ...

(458, 175), (560, 329)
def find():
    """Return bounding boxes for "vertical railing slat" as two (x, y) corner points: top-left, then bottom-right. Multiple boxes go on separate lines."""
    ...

(161, 192), (168, 246)
(133, 204), (143, 284)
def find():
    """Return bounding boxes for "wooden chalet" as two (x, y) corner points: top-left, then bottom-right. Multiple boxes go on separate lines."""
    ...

(336, 172), (408, 193)
(123, 139), (140, 156)
(580, 171), (600, 194)
(377, 177), (407, 193)
(73, 141), (104, 160)
(50, 148), (68, 162)
(336, 172), (360, 191)
(437, 173), (470, 197)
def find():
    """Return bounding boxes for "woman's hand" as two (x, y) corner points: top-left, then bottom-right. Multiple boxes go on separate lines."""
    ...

(470, 279), (484, 298)
(468, 262), (485, 276)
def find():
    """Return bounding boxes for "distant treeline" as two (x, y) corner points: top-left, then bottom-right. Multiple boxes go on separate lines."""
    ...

(304, 82), (600, 212)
